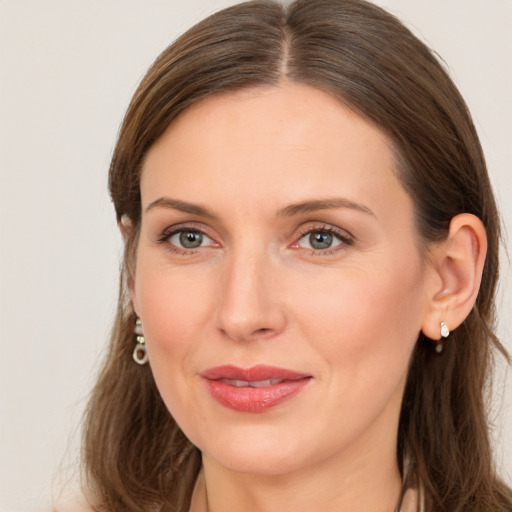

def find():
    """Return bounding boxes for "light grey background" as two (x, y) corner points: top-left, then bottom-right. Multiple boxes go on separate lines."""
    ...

(1, 1), (511, 510)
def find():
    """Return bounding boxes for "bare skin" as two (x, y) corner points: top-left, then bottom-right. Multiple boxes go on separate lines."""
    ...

(129, 83), (486, 512)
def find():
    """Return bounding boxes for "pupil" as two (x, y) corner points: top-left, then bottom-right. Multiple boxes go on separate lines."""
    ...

(310, 231), (332, 250)
(180, 231), (202, 248)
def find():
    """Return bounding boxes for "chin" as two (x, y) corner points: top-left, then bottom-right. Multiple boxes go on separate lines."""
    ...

(194, 423), (327, 476)
(203, 446), (305, 476)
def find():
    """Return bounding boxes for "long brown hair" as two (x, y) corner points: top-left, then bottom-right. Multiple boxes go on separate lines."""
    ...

(83, 1), (512, 510)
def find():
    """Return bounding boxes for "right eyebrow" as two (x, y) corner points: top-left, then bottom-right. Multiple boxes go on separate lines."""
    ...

(145, 197), (217, 219)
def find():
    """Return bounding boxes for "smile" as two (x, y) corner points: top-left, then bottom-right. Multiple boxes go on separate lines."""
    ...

(201, 365), (312, 413)
(218, 378), (284, 387)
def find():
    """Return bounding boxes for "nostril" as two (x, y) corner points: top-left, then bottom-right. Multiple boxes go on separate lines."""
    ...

(250, 327), (274, 339)
(219, 325), (276, 343)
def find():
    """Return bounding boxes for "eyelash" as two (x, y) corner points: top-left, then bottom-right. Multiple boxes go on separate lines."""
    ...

(157, 223), (215, 255)
(292, 224), (354, 255)
(156, 223), (354, 256)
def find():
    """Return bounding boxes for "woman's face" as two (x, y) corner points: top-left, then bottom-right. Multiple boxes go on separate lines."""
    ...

(133, 83), (434, 476)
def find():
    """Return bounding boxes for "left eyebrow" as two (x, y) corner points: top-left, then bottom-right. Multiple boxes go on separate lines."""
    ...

(278, 198), (375, 217)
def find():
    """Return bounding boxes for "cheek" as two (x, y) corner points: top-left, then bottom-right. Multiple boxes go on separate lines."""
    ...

(285, 256), (426, 450)
(134, 259), (215, 373)
(133, 262), (216, 428)
(294, 255), (426, 372)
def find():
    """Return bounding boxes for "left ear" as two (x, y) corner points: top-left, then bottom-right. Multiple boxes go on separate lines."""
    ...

(421, 213), (487, 340)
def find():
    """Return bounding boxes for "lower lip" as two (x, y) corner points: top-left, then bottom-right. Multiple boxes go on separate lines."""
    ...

(204, 378), (311, 413)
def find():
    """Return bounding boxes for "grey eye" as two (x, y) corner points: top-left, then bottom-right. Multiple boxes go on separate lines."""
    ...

(298, 229), (343, 251)
(170, 230), (209, 249)
(309, 231), (333, 249)
(180, 231), (202, 248)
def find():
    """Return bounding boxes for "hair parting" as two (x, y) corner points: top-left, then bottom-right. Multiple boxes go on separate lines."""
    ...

(83, 1), (512, 510)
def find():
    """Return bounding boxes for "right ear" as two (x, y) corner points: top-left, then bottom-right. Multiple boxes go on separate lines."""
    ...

(118, 214), (138, 312)
(119, 214), (133, 242)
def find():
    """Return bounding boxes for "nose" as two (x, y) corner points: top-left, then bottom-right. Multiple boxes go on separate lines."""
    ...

(215, 246), (287, 343)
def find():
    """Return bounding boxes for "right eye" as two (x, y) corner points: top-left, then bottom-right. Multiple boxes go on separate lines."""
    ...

(167, 229), (214, 250)
(170, 230), (206, 249)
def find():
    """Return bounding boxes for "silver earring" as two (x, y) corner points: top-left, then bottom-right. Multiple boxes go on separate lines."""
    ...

(133, 318), (148, 365)
(436, 321), (450, 353)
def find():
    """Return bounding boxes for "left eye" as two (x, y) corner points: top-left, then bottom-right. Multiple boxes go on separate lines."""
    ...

(169, 230), (212, 249)
(297, 229), (344, 251)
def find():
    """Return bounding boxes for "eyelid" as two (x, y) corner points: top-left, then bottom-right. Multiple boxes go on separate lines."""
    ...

(155, 221), (353, 255)
(290, 223), (354, 252)
(168, 230), (213, 248)
(158, 221), (204, 239)
(157, 222), (220, 251)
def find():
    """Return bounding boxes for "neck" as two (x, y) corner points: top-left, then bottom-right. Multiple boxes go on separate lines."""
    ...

(191, 432), (403, 512)
(189, 374), (411, 512)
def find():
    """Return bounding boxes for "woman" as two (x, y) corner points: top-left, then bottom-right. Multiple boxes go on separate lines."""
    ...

(78, 0), (512, 511)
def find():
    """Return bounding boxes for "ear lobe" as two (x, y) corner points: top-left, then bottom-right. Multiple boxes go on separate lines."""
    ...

(421, 213), (487, 340)
(119, 214), (133, 242)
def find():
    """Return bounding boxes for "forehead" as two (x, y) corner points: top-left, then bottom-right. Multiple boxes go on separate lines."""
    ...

(140, 82), (408, 222)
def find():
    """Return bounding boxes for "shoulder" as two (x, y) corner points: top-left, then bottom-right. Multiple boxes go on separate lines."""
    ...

(51, 487), (96, 512)
(51, 507), (95, 512)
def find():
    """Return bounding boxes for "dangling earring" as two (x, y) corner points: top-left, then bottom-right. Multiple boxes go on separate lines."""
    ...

(436, 321), (450, 353)
(133, 318), (148, 365)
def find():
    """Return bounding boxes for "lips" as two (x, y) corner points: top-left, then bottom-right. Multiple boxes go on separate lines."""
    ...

(201, 365), (312, 413)
(218, 378), (283, 388)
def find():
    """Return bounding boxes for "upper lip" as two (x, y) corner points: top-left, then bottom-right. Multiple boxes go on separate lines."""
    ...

(200, 365), (311, 382)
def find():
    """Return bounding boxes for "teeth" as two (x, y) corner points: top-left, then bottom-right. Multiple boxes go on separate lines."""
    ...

(219, 379), (249, 387)
(251, 378), (282, 387)
(219, 378), (283, 387)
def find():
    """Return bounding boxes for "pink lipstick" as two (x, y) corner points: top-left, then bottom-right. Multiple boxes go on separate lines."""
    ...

(201, 365), (311, 413)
